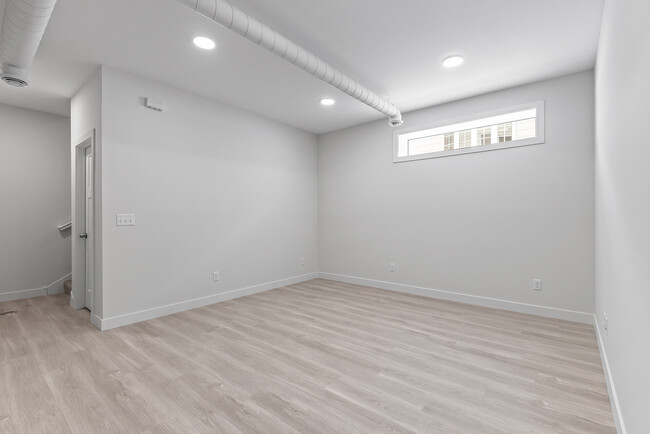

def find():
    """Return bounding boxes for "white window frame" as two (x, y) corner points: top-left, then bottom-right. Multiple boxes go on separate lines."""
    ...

(393, 100), (545, 163)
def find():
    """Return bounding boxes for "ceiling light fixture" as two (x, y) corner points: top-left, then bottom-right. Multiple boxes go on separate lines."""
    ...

(442, 55), (464, 68)
(320, 98), (336, 106)
(193, 36), (215, 50)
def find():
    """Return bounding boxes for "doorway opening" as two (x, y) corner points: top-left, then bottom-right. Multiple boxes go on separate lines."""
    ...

(72, 130), (95, 317)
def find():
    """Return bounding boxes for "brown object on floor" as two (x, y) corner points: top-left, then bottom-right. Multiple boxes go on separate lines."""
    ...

(0, 279), (615, 433)
(63, 280), (71, 296)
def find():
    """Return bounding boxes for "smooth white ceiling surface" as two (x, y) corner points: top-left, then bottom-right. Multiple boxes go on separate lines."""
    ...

(0, 0), (604, 134)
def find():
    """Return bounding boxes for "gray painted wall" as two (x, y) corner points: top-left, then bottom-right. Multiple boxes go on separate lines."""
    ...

(318, 71), (595, 314)
(595, 0), (650, 431)
(0, 103), (71, 300)
(96, 66), (318, 321)
(70, 68), (103, 314)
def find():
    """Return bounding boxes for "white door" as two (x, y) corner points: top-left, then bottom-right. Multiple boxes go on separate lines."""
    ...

(83, 149), (94, 310)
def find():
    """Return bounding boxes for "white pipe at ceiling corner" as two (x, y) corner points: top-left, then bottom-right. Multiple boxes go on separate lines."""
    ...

(0, 0), (58, 86)
(174, 0), (404, 127)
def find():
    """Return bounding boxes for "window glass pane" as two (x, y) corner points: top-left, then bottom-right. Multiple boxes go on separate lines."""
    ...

(459, 130), (471, 148)
(408, 134), (445, 155)
(513, 118), (536, 140)
(444, 133), (455, 151)
(395, 103), (541, 159)
(476, 127), (491, 147)
(498, 122), (513, 142)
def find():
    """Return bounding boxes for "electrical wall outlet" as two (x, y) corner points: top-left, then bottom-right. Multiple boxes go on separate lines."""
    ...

(533, 279), (542, 291)
(389, 263), (396, 272)
(213, 271), (220, 282)
(603, 312), (608, 335)
(301, 257), (305, 266)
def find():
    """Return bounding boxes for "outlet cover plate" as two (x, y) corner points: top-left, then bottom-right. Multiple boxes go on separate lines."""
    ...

(116, 214), (136, 226)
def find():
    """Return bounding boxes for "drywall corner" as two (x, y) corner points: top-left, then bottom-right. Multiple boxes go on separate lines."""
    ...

(71, 67), (104, 316)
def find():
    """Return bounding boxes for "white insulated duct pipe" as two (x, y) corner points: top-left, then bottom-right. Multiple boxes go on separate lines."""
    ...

(0, 0), (58, 87)
(174, 0), (403, 126)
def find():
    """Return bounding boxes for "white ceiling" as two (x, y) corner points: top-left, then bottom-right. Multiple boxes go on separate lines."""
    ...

(0, 0), (604, 134)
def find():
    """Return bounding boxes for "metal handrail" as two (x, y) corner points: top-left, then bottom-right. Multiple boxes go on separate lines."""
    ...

(58, 222), (72, 231)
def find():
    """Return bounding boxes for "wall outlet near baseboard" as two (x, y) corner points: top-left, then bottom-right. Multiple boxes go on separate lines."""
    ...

(213, 271), (220, 282)
(389, 263), (396, 272)
(301, 257), (305, 266)
(533, 279), (542, 291)
(603, 312), (608, 335)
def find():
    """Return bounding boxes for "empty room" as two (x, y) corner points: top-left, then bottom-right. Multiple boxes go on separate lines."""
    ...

(0, 0), (648, 432)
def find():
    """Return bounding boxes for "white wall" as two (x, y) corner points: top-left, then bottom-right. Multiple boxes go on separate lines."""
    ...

(595, 0), (650, 432)
(319, 71), (595, 319)
(0, 103), (71, 301)
(95, 66), (317, 325)
(70, 68), (103, 314)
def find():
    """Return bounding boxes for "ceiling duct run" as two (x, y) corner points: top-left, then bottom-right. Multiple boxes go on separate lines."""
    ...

(0, 0), (58, 87)
(174, 0), (403, 127)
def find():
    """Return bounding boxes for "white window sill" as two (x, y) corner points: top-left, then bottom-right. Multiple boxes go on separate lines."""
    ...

(393, 136), (544, 163)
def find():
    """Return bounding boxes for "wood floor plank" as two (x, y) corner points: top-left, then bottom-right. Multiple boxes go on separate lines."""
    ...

(0, 356), (71, 434)
(0, 278), (615, 433)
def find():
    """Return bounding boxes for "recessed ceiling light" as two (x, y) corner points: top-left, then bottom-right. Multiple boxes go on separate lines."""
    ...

(442, 55), (464, 68)
(193, 36), (215, 50)
(320, 98), (336, 106)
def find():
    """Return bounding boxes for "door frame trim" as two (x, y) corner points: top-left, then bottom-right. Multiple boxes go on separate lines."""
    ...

(72, 130), (95, 312)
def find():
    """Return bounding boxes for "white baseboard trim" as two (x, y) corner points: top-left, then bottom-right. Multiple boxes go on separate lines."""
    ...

(0, 272), (73, 302)
(47, 273), (72, 295)
(91, 313), (102, 330)
(0, 287), (47, 302)
(318, 272), (593, 324)
(94, 272), (319, 331)
(593, 315), (626, 434)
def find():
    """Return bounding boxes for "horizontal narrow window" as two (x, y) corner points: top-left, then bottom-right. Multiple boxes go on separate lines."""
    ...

(394, 101), (545, 162)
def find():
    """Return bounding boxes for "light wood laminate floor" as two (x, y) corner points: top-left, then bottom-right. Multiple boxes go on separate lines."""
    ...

(0, 279), (615, 433)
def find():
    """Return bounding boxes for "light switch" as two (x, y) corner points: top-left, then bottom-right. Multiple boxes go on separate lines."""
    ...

(116, 214), (136, 226)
